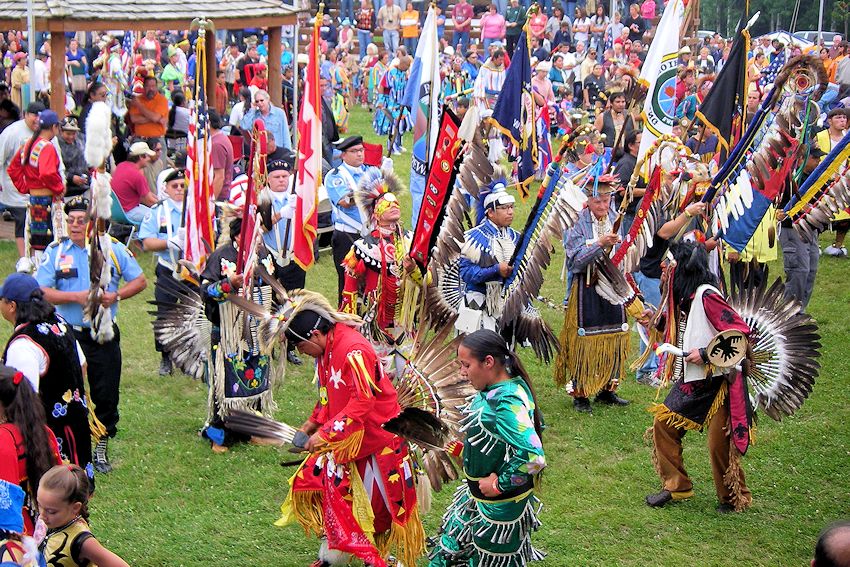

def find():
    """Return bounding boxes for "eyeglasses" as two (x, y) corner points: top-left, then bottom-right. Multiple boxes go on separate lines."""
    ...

(67, 216), (88, 225)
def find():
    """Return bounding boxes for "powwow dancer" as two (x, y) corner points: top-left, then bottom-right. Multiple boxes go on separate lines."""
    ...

(644, 241), (755, 512)
(226, 290), (425, 567)
(644, 239), (820, 512)
(429, 329), (545, 566)
(456, 181), (520, 335)
(554, 173), (632, 413)
(7, 110), (65, 271)
(340, 169), (426, 369)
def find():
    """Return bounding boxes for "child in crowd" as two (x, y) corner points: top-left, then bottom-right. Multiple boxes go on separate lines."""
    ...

(37, 465), (130, 567)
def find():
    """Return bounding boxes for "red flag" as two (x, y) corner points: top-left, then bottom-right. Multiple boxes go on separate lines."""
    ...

(292, 19), (322, 270)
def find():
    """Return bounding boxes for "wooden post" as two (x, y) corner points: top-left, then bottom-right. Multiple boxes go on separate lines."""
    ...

(49, 32), (66, 115)
(268, 26), (282, 108)
(205, 28), (217, 111)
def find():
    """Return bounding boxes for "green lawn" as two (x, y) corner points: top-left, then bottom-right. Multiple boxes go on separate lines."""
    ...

(1, 106), (848, 566)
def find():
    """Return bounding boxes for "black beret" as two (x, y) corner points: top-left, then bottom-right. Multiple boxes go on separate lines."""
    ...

(332, 135), (364, 152)
(64, 196), (89, 215)
(164, 168), (186, 183)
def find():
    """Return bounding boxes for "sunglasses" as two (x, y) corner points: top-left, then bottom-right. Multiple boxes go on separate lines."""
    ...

(67, 216), (88, 225)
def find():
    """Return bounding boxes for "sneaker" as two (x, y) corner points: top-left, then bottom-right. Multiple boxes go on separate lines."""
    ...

(158, 355), (173, 376)
(14, 257), (33, 274)
(573, 397), (593, 414)
(1, 210), (12, 221)
(841, 247), (849, 258)
(594, 390), (630, 406)
(824, 245), (843, 257)
(637, 372), (662, 387)
(93, 438), (113, 473)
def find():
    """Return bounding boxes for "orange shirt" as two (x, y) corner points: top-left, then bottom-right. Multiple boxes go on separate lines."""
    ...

(129, 92), (168, 137)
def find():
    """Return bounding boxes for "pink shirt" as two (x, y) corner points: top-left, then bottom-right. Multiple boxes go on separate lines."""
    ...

(480, 13), (506, 39)
(111, 161), (151, 212)
(452, 2), (474, 31)
(529, 13), (548, 39)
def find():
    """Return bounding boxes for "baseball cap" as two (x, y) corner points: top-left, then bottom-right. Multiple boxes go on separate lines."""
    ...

(26, 102), (46, 115)
(128, 141), (156, 157)
(0, 273), (40, 303)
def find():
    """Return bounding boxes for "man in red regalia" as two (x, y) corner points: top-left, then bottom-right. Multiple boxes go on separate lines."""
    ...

(274, 292), (425, 567)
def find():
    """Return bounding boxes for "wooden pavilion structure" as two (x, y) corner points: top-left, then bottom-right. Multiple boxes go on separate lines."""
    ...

(0, 0), (302, 113)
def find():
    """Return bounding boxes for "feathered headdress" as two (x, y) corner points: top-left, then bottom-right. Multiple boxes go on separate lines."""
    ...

(227, 269), (362, 352)
(562, 124), (599, 163)
(354, 168), (404, 228)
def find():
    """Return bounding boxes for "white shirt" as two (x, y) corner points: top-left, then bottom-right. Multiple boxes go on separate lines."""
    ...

(4, 335), (87, 391)
(229, 101), (247, 127)
(32, 58), (49, 92)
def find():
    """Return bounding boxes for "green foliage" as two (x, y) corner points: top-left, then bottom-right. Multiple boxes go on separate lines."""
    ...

(1, 106), (847, 565)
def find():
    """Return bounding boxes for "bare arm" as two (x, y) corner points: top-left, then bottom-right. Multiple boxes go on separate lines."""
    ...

(212, 168), (225, 199)
(142, 237), (168, 252)
(41, 287), (87, 306)
(140, 191), (159, 207)
(657, 202), (705, 239)
(80, 538), (130, 567)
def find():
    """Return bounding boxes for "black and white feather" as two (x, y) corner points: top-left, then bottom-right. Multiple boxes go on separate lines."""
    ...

(728, 276), (821, 421)
(147, 277), (211, 380)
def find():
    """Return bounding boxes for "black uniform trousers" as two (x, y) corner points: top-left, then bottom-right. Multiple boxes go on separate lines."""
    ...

(73, 324), (121, 438)
(331, 230), (358, 304)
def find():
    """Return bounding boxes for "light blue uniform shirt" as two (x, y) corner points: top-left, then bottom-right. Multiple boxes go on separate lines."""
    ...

(138, 201), (183, 268)
(240, 106), (292, 150)
(324, 163), (380, 233)
(35, 238), (144, 327)
(262, 190), (295, 259)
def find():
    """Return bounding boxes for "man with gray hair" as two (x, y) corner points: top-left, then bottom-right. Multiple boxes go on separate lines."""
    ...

(240, 89), (292, 149)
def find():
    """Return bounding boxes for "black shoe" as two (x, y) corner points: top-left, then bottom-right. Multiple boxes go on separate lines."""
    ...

(573, 397), (593, 413)
(646, 490), (673, 507)
(287, 350), (303, 366)
(93, 437), (113, 474)
(595, 390), (630, 406)
(716, 503), (736, 514)
(646, 488), (694, 507)
(158, 355), (173, 376)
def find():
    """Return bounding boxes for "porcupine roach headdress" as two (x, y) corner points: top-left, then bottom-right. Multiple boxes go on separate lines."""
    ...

(354, 167), (405, 229)
(226, 267), (362, 353)
(562, 124), (601, 164)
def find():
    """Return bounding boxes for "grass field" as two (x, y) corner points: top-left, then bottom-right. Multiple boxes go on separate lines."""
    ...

(1, 106), (849, 566)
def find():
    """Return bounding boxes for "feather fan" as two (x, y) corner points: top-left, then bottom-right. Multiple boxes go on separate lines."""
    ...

(728, 273), (820, 421)
(147, 277), (211, 380)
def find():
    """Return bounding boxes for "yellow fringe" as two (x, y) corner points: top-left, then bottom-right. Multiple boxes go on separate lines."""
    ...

(376, 506), (426, 567)
(348, 352), (382, 397)
(277, 489), (324, 537)
(553, 282), (629, 394)
(630, 325), (662, 372)
(704, 381), (728, 429)
(724, 442), (753, 512)
(325, 428), (365, 463)
(648, 403), (704, 432)
(648, 380), (728, 432)
(88, 409), (108, 441)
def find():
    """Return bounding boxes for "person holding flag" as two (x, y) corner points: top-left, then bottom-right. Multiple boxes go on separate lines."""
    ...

(491, 24), (537, 198)
(401, 4), (441, 227)
(636, 0), (684, 160)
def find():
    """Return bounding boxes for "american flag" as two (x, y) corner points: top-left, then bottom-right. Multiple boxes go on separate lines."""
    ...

(121, 31), (135, 77)
(758, 49), (786, 88)
(537, 105), (552, 174)
(183, 51), (215, 276)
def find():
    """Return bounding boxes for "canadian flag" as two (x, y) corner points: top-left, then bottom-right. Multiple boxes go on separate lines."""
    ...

(292, 19), (322, 270)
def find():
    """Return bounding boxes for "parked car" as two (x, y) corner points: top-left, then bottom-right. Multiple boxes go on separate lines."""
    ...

(795, 30), (841, 47)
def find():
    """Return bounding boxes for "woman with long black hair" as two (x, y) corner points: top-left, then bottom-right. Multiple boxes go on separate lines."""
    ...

(430, 329), (546, 566)
(0, 273), (94, 488)
(0, 364), (62, 535)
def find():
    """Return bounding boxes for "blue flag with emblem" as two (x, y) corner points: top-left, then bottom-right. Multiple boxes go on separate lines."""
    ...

(491, 30), (536, 199)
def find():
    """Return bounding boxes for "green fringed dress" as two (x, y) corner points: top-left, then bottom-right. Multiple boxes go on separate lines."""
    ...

(430, 377), (546, 567)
